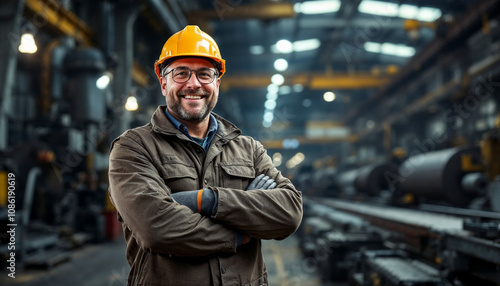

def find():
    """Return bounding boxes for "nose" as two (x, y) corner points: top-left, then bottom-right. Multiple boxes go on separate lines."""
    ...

(185, 70), (202, 88)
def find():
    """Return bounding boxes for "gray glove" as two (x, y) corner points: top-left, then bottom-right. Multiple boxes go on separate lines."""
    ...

(171, 188), (218, 217)
(246, 174), (276, 191)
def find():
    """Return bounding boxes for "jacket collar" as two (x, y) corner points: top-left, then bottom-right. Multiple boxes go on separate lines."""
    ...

(151, 106), (241, 141)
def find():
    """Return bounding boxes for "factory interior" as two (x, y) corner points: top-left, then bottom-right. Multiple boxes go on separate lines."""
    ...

(1, 0), (500, 285)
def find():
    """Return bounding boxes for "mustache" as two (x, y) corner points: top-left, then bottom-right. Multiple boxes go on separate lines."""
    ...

(178, 90), (210, 96)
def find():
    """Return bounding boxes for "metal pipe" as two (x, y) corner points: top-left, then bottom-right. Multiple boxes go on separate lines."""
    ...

(145, 0), (181, 34)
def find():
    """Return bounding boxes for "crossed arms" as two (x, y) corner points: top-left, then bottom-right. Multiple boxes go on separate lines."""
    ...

(108, 135), (303, 257)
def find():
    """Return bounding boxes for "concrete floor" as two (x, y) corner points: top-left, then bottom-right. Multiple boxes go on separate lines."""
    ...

(0, 234), (324, 286)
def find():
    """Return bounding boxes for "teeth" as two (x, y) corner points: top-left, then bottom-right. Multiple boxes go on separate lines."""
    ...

(184, 95), (201, 99)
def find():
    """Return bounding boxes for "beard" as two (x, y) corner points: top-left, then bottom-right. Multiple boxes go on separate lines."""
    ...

(168, 89), (217, 123)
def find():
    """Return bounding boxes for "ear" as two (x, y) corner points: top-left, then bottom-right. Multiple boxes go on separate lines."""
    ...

(160, 77), (167, 96)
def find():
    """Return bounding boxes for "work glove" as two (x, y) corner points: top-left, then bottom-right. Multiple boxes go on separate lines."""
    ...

(237, 233), (251, 247)
(246, 174), (277, 190)
(171, 188), (218, 217)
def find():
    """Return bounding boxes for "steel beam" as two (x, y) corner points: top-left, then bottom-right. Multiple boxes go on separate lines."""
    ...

(186, 2), (295, 20)
(221, 72), (391, 90)
(24, 0), (94, 46)
(346, 0), (500, 124)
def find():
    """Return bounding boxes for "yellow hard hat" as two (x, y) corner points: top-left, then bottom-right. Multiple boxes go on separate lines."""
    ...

(154, 25), (226, 80)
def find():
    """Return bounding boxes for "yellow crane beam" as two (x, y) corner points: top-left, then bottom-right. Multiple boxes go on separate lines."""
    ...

(221, 73), (391, 90)
(186, 1), (295, 20)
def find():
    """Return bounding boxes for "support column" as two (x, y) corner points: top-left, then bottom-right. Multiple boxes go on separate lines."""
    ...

(110, 1), (140, 140)
(0, 0), (25, 150)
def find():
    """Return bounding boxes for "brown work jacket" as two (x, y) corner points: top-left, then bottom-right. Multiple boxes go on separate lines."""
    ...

(108, 106), (303, 286)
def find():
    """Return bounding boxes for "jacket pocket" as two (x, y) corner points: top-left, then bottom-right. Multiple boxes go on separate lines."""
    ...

(162, 162), (198, 192)
(219, 161), (255, 190)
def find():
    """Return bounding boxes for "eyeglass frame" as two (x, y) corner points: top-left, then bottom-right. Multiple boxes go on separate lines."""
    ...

(161, 66), (219, 84)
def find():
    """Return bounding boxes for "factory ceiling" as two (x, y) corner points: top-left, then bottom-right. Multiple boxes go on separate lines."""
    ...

(21, 0), (483, 149)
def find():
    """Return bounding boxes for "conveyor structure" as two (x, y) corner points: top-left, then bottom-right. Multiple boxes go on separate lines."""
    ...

(300, 198), (500, 285)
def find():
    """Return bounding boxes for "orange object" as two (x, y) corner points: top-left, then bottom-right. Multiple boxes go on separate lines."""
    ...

(197, 189), (204, 213)
(154, 25), (226, 80)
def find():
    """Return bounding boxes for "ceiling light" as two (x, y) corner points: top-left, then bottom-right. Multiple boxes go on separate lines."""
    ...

(293, 84), (304, 93)
(267, 84), (279, 94)
(276, 39), (293, 54)
(96, 72), (113, 89)
(417, 7), (442, 22)
(302, 99), (312, 108)
(358, 0), (399, 17)
(18, 33), (37, 54)
(279, 85), (291, 95)
(249, 45), (265, 55)
(365, 41), (415, 58)
(263, 111), (274, 122)
(294, 0), (341, 15)
(266, 92), (278, 100)
(125, 96), (138, 111)
(271, 74), (285, 85)
(364, 42), (381, 53)
(324, 91), (336, 102)
(265, 99), (277, 110)
(398, 4), (419, 19)
(262, 120), (272, 128)
(293, 39), (320, 52)
(274, 58), (288, 71)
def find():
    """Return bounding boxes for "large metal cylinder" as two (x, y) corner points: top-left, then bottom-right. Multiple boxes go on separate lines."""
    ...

(64, 48), (106, 124)
(398, 147), (485, 206)
(354, 163), (399, 196)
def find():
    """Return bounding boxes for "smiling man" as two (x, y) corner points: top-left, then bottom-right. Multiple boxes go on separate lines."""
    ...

(108, 25), (303, 286)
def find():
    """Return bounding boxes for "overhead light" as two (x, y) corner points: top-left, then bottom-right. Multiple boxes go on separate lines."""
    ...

(398, 4), (419, 19)
(274, 58), (288, 71)
(125, 96), (138, 111)
(324, 91), (336, 102)
(265, 99), (277, 110)
(249, 45), (265, 55)
(267, 84), (279, 94)
(262, 120), (272, 128)
(364, 42), (381, 53)
(358, 0), (398, 17)
(364, 41), (415, 58)
(272, 39), (321, 54)
(279, 85), (291, 95)
(302, 98), (312, 108)
(271, 74), (285, 85)
(293, 38), (320, 52)
(263, 111), (274, 122)
(266, 92), (278, 101)
(286, 152), (305, 169)
(360, 2), (441, 22)
(18, 33), (37, 54)
(275, 39), (293, 54)
(293, 84), (304, 93)
(417, 7), (442, 22)
(96, 72), (113, 89)
(294, 0), (341, 15)
(273, 152), (282, 167)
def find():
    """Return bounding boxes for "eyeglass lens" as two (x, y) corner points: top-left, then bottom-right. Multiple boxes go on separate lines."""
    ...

(172, 67), (217, 84)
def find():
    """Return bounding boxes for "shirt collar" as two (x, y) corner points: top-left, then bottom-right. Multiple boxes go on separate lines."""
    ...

(164, 108), (218, 141)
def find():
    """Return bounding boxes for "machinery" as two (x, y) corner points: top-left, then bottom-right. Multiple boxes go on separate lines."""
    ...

(294, 126), (500, 285)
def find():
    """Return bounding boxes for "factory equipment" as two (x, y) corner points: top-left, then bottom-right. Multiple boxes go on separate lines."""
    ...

(398, 147), (487, 207)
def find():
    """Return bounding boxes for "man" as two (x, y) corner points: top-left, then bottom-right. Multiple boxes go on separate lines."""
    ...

(108, 25), (303, 286)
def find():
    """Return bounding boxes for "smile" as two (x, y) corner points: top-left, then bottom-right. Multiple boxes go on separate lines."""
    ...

(183, 95), (203, 99)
